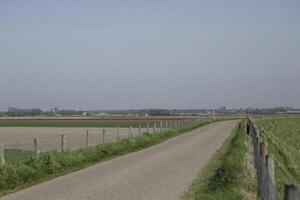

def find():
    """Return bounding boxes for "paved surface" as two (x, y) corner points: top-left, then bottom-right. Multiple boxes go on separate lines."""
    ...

(1, 120), (238, 200)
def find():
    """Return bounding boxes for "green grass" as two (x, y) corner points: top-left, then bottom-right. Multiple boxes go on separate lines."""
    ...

(4, 150), (34, 164)
(254, 116), (300, 199)
(0, 119), (217, 196)
(182, 120), (258, 200)
(0, 119), (169, 128)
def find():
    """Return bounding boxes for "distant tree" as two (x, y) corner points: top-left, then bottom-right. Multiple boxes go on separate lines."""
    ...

(7, 107), (43, 116)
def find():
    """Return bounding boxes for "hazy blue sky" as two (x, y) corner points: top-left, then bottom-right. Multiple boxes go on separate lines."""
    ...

(0, 0), (300, 110)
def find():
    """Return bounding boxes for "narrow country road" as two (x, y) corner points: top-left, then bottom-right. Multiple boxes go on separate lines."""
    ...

(1, 120), (238, 200)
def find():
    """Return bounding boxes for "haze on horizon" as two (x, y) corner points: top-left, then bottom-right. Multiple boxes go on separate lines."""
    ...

(0, 0), (299, 111)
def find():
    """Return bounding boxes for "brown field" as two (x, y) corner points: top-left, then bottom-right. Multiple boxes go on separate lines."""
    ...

(0, 127), (161, 152)
(0, 115), (201, 120)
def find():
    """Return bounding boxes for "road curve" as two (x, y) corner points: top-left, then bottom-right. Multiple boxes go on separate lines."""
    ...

(1, 120), (238, 200)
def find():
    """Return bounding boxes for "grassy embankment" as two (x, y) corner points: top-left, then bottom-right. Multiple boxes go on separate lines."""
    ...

(182, 120), (258, 200)
(0, 118), (217, 196)
(254, 116), (300, 199)
(0, 119), (169, 128)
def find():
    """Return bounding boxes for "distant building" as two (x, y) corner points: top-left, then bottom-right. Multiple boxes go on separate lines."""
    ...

(51, 108), (59, 115)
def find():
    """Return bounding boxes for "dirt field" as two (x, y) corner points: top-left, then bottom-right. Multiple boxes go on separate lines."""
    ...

(0, 116), (200, 120)
(0, 126), (163, 152)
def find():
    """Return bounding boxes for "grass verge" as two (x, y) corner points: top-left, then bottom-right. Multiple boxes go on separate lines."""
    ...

(0, 119), (218, 196)
(182, 120), (258, 200)
(254, 116), (300, 199)
(3, 150), (34, 164)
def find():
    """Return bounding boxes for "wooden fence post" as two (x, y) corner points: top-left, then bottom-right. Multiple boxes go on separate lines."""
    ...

(160, 121), (162, 132)
(139, 124), (141, 136)
(247, 122), (251, 134)
(86, 130), (89, 148)
(98, 129), (101, 144)
(60, 134), (66, 153)
(33, 138), (40, 159)
(103, 129), (106, 144)
(117, 127), (120, 141)
(266, 155), (276, 200)
(129, 126), (132, 137)
(16, 139), (19, 149)
(0, 143), (5, 165)
(267, 155), (275, 184)
(147, 122), (150, 133)
(154, 122), (156, 133)
(260, 141), (267, 164)
(284, 184), (300, 200)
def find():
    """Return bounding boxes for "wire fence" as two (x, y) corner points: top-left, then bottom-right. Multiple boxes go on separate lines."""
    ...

(247, 118), (300, 200)
(0, 119), (198, 154)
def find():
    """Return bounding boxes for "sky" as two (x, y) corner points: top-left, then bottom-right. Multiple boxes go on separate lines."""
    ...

(0, 0), (300, 111)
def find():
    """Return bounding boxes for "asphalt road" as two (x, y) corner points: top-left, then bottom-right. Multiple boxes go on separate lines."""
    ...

(1, 120), (238, 200)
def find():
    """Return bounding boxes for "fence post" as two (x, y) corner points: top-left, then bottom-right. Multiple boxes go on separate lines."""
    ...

(139, 124), (141, 136)
(98, 129), (101, 144)
(267, 155), (275, 185)
(129, 126), (132, 137)
(266, 155), (276, 200)
(0, 143), (5, 165)
(33, 138), (40, 159)
(147, 122), (150, 133)
(86, 130), (89, 148)
(256, 131), (260, 146)
(247, 122), (251, 134)
(16, 139), (19, 149)
(60, 134), (66, 153)
(117, 127), (120, 141)
(154, 122), (156, 133)
(160, 121), (162, 132)
(103, 129), (106, 144)
(165, 121), (168, 129)
(260, 141), (267, 164)
(284, 184), (300, 200)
